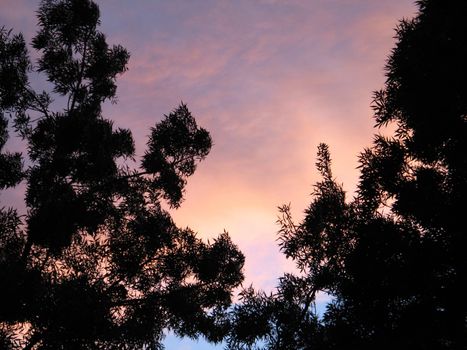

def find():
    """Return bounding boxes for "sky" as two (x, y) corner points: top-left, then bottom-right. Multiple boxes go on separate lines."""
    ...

(0, 0), (417, 348)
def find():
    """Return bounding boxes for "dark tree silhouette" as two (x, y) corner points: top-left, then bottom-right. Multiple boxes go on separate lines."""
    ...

(0, 1), (244, 349)
(227, 1), (467, 349)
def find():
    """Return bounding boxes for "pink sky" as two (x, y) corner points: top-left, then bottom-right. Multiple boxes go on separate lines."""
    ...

(0, 1), (417, 348)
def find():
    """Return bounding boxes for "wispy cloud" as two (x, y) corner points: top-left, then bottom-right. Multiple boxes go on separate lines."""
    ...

(1, 2), (416, 348)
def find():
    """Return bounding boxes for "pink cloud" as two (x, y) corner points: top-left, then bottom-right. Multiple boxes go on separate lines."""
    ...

(1, 0), (416, 312)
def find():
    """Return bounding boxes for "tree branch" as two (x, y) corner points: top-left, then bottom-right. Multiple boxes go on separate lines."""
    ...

(69, 29), (91, 112)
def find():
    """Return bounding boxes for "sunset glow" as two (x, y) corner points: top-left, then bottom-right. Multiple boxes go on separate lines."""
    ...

(0, 1), (417, 348)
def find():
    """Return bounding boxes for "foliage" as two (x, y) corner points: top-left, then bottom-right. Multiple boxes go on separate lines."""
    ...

(0, 1), (244, 349)
(227, 1), (467, 349)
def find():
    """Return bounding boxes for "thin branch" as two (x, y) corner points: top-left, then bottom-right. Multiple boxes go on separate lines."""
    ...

(300, 288), (316, 321)
(69, 29), (91, 112)
(26, 89), (51, 119)
(21, 238), (33, 265)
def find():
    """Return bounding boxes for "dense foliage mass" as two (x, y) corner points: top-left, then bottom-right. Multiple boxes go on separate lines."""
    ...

(227, 1), (467, 349)
(0, 1), (244, 349)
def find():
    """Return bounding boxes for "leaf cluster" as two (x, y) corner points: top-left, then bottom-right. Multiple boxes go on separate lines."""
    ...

(0, 1), (244, 349)
(227, 1), (467, 349)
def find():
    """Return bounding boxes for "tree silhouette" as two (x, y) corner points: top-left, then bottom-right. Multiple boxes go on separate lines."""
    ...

(227, 1), (467, 349)
(0, 1), (244, 349)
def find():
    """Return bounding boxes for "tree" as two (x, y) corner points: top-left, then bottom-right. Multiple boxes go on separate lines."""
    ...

(0, 1), (244, 349)
(227, 1), (467, 349)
